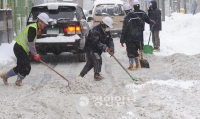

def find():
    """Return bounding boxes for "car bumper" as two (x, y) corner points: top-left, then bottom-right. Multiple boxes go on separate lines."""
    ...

(36, 34), (85, 53)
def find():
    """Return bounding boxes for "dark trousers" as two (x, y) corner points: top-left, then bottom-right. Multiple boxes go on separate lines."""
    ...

(13, 43), (31, 77)
(126, 42), (140, 58)
(152, 30), (160, 48)
(141, 32), (144, 49)
(80, 51), (102, 76)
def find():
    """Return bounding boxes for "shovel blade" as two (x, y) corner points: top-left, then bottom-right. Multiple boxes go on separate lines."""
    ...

(143, 45), (153, 54)
(140, 59), (150, 68)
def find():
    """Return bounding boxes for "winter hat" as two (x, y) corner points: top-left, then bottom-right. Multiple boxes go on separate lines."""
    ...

(133, 0), (140, 5)
(123, 3), (132, 11)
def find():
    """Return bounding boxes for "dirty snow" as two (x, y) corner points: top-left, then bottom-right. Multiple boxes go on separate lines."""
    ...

(0, 12), (200, 119)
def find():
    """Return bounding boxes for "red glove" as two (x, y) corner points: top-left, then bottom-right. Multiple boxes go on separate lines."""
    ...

(38, 29), (42, 35)
(107, 48), (114, 55)
(121, 43), (124, 47)
(34, 54), (41, 61)
(151, 20), (156, 25)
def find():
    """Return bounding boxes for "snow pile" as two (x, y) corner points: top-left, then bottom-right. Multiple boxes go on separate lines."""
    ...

(0, 77), (199, 119)
(0, 41), (15, 70)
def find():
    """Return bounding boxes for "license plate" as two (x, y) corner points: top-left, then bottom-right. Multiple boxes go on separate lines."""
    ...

(47, 28), (59, 34)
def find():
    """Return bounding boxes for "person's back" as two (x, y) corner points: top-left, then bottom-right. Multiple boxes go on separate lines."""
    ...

(120, 3), (143, 70)
(133, 0), (152, 31)
(132, 0), (155, 48)
(120, 11), (142, 43)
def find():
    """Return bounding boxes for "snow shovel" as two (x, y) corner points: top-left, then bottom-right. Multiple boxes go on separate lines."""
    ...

(139, 42), (150, 68)
(143, 25), (154, 54)
(108, 51), (137, 81)
(39, 60), (71, 90)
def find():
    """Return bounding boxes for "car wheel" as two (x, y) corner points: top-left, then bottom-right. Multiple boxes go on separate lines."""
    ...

(77, 53), (86, 62)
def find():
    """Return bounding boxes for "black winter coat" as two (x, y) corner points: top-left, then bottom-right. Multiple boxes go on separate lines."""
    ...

(85, 24), (114, 55)
(120, 12), (142, 43)
(148, 1), (162, 31)
(133, 9), (153, 31)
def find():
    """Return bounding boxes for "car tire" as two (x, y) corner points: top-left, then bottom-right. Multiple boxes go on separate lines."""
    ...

(77, 53), (86, 62)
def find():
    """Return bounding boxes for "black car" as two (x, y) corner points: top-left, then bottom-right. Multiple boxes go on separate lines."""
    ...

(27, 3), (90, 62)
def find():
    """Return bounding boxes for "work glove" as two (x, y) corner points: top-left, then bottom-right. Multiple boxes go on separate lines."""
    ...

(34, 54), (41, 62)
(121, 43), (124, 47)
(107, 48), (114, 55)
(151, 20), (156, 25)
(38, 29), (42, 35)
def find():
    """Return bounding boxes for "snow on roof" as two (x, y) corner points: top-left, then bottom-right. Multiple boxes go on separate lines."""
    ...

(34, 2), (78, 7)
(94, 0), (124, 6)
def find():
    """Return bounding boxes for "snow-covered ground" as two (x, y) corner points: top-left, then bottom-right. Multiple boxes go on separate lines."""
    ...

(0, 13), (200, 119)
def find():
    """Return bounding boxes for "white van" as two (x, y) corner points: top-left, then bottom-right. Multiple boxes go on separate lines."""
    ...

(87, 0), (125, 37)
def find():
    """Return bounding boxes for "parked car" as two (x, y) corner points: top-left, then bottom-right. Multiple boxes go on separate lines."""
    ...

(83, 9), (93, 30)
(87, 0), (126, 37)
(27, 2), (90, 62)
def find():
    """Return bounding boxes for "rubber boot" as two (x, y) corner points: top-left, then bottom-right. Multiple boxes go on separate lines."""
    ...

(127, 58), (134, 70)
(15, 74), (24, 86)
(1, 69), (16, 85)
(94, 73), (102, 81)
(135, 57), (141, 68)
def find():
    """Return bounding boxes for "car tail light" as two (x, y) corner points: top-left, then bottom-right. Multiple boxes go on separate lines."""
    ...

(65, 26), (75, 34)
(94, 19), (101, 22)
(67, 44), (73, 46)
(64, 26), (81, 35)
(76, 26), (81, 34)
(120, 20), (124, 22)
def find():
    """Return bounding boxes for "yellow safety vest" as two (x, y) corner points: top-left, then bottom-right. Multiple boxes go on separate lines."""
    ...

(15, 23), (38, 53)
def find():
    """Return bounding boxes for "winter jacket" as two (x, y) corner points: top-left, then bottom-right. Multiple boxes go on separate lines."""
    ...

(120, 12), (142, 43)
(192, 1), (198, 11)
(85, 24), (114, 55)
(148, 1), (162, 31)
(133, 7), (153, 31)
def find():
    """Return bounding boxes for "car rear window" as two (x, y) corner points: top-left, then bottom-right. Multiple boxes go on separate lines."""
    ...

(95, 4), (125, 16)
(28, 6), (76, 22)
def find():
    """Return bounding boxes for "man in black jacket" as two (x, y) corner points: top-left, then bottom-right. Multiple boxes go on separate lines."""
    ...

(133, 0), (155, 49)
(121, 3), (142, 70)
(148, 1), (162, 51)
(79, 17), (114, 81)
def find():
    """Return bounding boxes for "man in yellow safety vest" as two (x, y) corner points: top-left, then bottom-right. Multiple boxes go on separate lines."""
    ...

(1, 12), (49, 86)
